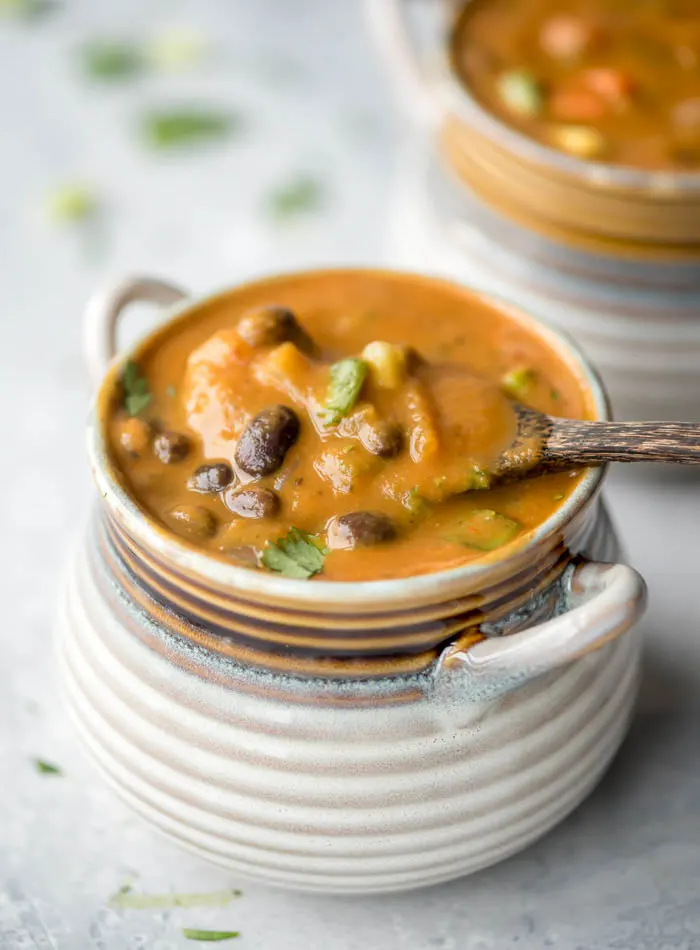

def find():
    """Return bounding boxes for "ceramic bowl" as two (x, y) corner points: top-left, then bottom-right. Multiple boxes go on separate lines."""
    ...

(366, 0), (700, 248)
(58, 271), (647, 894)
(384, 143), (700, 421)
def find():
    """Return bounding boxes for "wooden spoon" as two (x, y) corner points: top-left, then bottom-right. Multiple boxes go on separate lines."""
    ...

(497, 404), (700, 479)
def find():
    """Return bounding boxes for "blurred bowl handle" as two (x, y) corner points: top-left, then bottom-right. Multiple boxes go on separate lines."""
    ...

(433, 560), (647, 704)
(83, 276), (189, 386)
(363, 0), (444, 129)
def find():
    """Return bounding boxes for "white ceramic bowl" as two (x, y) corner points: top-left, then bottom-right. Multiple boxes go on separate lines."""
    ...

(58, 273), (647, 893)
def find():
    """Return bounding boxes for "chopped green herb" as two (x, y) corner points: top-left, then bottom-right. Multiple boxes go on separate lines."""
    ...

(448, 510), (521, 552)
(141, 109), (238, 150)
(502, 366), (537, 401)
(550, 387), (561, 402)
(109, 888), (241, 910)
(182, 930), (239, 943)
(553, 492), (565, 501)
(0, 0), (55, 20)
(322, 358), (368, 426)
(46, 184), (97, 224)
(262, 528), (326, 579)
(80, 40), (144, 81)
(266, 175), (323, 221)
(464, 464), (492, 491)
(405, 487), (430, 518)
(147, 27), (208, 71)
(34, 758), (62, 775)
(166, 384), (177, 398)
(121, 360), (152, 417)
(496, 70), (543, 117)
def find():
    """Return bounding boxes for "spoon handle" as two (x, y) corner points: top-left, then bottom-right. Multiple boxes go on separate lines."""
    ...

(546, 419), (700, 466)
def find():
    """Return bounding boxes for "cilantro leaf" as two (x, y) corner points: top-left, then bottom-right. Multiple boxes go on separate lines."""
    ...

(262, 528), (325, 579)
(140, 109), (238, 150)
(81, 40), (144, 81)
(121, 360), (152, 417)
(182, 930), (239, 943)
(34, 758), (62, 775)
(266, 175), (323, 221)
(322, 358), (367, 426)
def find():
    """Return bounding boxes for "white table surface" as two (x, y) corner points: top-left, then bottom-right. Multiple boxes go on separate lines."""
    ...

(2, 2), (700, 948)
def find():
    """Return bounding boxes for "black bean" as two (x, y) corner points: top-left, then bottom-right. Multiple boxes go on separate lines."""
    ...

(168, 504), (217, 538)
(235, 405), (300, 477)
(327, 511), (397, 550)
(225, 486), (281, 519)
(153, 431), (191, 464)
(189, 462), (234, 493)
(359, 420), (404, 458)
(236, 305), (315, 353)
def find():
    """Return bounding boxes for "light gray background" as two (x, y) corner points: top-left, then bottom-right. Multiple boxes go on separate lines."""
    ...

(2, 2), (700, 948)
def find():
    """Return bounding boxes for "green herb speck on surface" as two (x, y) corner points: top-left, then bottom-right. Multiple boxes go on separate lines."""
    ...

(140, 108), (238, 150)
(266, 175), (324, 221)
(262, 528), (326, 579)
(108, 887), (241, 910)
(121, 360), (152, 417)
(0, 0), (56, 20)
(182, 930), (239, 943)
(550, 387), (562, 402)
(46, 184), (97, 225)
(553, 492), (565, 501)
(166, 385), (177, 398)
(80, 40), (144, 81)
(321, 358), (368, 426)
(34, 758), (62, 775)
(147, 27), (209, 71)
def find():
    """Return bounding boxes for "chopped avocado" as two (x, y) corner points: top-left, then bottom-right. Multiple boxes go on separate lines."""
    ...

(321, 358), (368, 425)
(449, 509), (521, 552)
(502, 366), (536, 401)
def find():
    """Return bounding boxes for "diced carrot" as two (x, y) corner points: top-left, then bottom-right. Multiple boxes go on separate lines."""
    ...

(253, 341), (311, 404)
(549, 86), (607, 122)
(540, 15), (598, 60)
(579, 68), (634, 106)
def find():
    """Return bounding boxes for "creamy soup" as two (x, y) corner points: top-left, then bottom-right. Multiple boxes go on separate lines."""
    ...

(106, 271), (592, 582)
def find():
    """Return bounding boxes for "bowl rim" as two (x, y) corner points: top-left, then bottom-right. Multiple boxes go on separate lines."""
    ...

(440, 3), (700, 195)
(88, 266), (609, 611)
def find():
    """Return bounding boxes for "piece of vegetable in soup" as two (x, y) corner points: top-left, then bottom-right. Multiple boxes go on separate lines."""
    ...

(107, 272), (592, 582)
(451, 0), (700, 170)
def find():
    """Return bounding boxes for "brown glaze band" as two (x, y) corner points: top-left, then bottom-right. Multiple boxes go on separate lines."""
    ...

(440, 115), (700, 253)
(94, 504), (592, 679)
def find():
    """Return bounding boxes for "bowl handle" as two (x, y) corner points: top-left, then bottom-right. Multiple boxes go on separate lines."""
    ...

(83, 276), (189, 385)
(433, 560), (647, 704)
(362, 0), (444, 128)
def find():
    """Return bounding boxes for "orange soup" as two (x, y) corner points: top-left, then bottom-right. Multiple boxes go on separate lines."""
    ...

(106, 272), (593, 582)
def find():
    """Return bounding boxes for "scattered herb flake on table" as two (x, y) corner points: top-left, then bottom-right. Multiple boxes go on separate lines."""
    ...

(0, 0), (55, 20)
(109, 888), (241, 910)
(266, 174), (323, 221)
(46, 184), (97, 224)
(81, 40), (144, 81)
(121, 360), (152, 416)
(141, 108), (238, 150)
(182, 930), (239, 943)
(34, 758), (62, 775)
(147, 27), (209, 71)
(262, 528), (326, 579)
